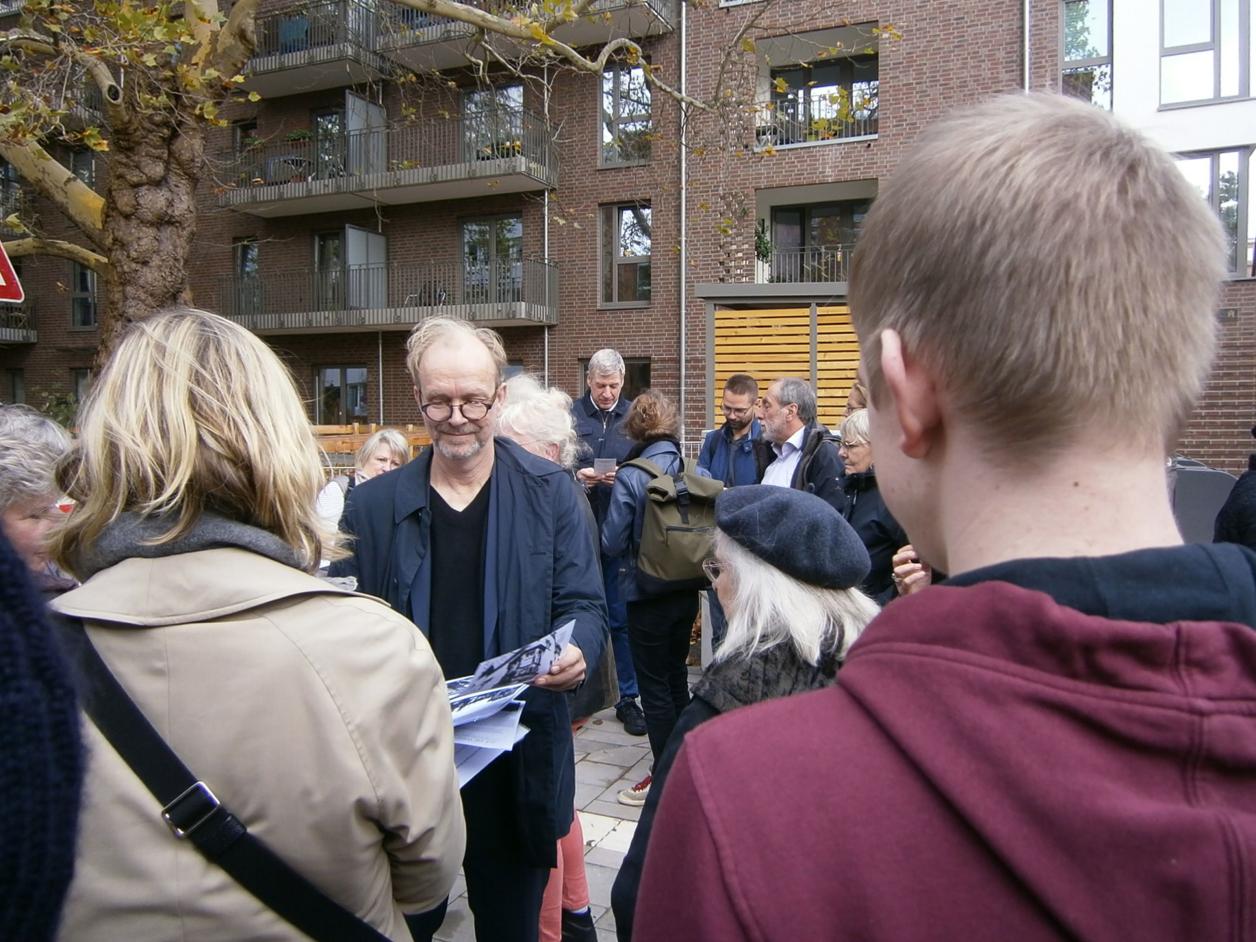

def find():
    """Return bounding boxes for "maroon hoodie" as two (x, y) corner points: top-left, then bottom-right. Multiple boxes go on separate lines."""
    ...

(634, 545), (1256, 941)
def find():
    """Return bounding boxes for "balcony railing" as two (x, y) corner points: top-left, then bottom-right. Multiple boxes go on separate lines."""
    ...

(754, 99), (878, 148)
(379, 0), (676, 69)
(219, 107), (556, 213)
(253, 0), (377, 64)
(0, 184), (24, 220)
(760, 244), (854, 283)
(0, 301), (36, 343)
(0, 0), (26, 15)
(216, 257), (558, 331)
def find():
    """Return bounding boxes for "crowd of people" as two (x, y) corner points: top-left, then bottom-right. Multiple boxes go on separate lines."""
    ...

(3, 92), (1256, 942)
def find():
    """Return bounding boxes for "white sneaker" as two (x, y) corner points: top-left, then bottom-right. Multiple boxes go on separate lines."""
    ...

(617, 773), (652, 806)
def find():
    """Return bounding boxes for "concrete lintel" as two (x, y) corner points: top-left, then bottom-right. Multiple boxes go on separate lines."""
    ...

(693, 281), (848, 305)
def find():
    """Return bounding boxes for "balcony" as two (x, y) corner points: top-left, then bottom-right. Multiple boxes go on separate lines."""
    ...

(247, 0), (386, 99)
(216, 257), (558, 333)
(218, 108), (556, 217)
(753, 245), (853, 284)
(0, 0), (25, 16)
(378, 0), (677, 72)
(754, 100), (878, 149)
(0, 302), (36, 343)
(0, 184), (24, 220)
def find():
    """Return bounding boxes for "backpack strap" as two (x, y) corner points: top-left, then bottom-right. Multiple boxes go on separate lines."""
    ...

(54, 617), (391, 942)
(622, 457), (665, 479)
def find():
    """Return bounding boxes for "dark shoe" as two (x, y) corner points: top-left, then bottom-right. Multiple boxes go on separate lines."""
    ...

(560, 908), (597, 942)
(615, 698), (647, 736)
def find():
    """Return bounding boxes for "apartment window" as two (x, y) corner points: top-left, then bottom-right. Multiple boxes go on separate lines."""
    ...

(1062, 0), (1112, 109)
(465, 85), (524, 160)
(4, 368), (23, 404)
(315, 366), (369, 424)
(70, 262), (97, 328)
(1161, 0), (1253, 104)
(232, 237), (261, 317)
(463, 215), (522, 304)
(770, 200), (869, 282)
(600, 203), (651, 306)
(71, 367), (91, 403)
(765, 54), (878, 146)
(578, 356), (652, 400)
(70, 149), (95, 186)
(1177, 148), (1255, 276)
(601, 62), (651, 165)
(234, 119), (259, 154)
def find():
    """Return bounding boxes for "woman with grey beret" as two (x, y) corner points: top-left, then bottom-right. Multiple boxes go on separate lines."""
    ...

(611, 485), (880, 939)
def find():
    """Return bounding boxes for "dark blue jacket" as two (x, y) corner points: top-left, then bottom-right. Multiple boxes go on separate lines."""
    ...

(840, 468), (907, 606)
(572, 393), (634, 530)
(330, 437), (608, 866)
(601, 438), (683, 604)
(697, 419), (761, 487)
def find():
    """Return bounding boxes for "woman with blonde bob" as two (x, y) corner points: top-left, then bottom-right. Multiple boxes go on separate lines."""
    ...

(315, 427), (410, 530)
(49, 308), (465, 941)
(611, 484), (878, 940)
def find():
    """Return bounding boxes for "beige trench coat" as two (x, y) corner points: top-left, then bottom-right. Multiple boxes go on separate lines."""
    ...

(51, 547), (466, 941)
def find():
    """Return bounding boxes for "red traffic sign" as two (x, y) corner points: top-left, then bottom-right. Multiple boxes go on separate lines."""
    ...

(0, 240), (23, 303)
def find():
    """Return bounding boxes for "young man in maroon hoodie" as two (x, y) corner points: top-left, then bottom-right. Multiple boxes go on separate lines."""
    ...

(633, 93), (1256, 941)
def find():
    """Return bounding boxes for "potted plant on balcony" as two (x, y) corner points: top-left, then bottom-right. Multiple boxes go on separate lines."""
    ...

(755, 219), (772, 283)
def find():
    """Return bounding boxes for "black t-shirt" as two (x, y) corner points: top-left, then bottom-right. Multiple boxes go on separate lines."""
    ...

(427, 479), (491, 680)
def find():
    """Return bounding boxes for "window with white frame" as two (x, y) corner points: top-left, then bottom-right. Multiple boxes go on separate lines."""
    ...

(1062, 0), (1112, 109)
(1161, 0), (1253, 105)
(600, 203), (651, 306)
(70, 262), (97, 328)
(1177, 147), (1255, 276)
(601, 62), (651, 165)
(71, 367), (92, 402)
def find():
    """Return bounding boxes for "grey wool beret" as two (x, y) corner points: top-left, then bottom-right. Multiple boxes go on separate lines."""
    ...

(715, 485), (871, 589)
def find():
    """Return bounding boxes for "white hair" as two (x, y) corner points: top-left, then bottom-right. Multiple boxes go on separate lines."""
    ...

(497, 374), (584, 470)
(0, 405), (72, 511)
(714, 530), (880, 665)
(586, 348), (625, 379)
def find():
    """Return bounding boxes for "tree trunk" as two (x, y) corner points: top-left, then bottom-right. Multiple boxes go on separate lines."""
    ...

(94, 114), (204, 369)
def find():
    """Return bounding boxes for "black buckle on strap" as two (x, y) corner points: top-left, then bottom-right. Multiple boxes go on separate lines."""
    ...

(162, 781), (221, 838)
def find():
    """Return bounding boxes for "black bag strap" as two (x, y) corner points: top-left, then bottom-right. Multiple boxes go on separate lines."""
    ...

(56, 617), (390, 942)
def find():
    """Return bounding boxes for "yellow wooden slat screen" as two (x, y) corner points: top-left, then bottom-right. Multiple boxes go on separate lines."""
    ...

(712, 305), (861, 432)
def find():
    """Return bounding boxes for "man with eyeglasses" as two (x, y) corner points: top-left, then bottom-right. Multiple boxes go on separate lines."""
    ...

(331, 317), (607, 942)
(754, 376), (845, 512)
(697, 373), (762, 487)
(571, 349), (646, 738)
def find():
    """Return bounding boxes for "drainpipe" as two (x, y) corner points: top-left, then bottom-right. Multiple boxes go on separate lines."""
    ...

(543, 64), (552, 385)
(1023, 0), (1031, 90)
(377, 331), (384, 421)
(678, 0), (688, 450)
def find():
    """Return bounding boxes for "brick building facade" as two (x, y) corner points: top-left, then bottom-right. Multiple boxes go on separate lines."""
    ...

(2, 0), (1253, 472)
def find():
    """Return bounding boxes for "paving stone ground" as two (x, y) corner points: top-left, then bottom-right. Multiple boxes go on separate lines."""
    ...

(434, 667), (702, 942)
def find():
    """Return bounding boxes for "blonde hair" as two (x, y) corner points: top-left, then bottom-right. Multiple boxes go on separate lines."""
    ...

(839, 408), (870, 446)
(52, 307), (334, 573)
(405, 317), (507, 391)
(714, 531), (879, 665)
(497, 374), (584, 470)
(355, 428), (410, 472)
(850, 93), (1225, 459)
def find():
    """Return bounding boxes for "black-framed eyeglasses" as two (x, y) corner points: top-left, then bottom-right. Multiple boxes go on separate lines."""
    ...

(701, 557), (723, 582)
(420, 395), (497, 423)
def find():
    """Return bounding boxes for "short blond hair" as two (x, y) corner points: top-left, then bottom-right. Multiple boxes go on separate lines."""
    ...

(51, 308), (334, 573)
(405, 317), (507, 391)
(355, 428), (410, 472)
(840, 408), (870, 447)
(850, 93), (1225, 457)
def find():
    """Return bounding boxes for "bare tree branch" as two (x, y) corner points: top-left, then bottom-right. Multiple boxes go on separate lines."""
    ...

(210, 0), (259, 76)
(3, 236), (109, 272)
(0, 139), (106, 248)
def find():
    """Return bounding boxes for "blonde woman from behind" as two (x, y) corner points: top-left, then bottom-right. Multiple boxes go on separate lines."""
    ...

(50, 307), (465, 941)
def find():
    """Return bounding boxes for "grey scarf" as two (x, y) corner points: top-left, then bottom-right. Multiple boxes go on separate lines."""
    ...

(693, 633), (841, 716)
(74, 511), (304, 581)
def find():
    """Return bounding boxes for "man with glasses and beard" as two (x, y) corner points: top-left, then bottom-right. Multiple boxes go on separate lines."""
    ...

(697, 373), (762, 487)
(332, 318), (607, 942)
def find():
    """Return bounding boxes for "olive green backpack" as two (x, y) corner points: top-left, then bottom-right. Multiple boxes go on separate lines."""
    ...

(622, 457), (725, 595)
